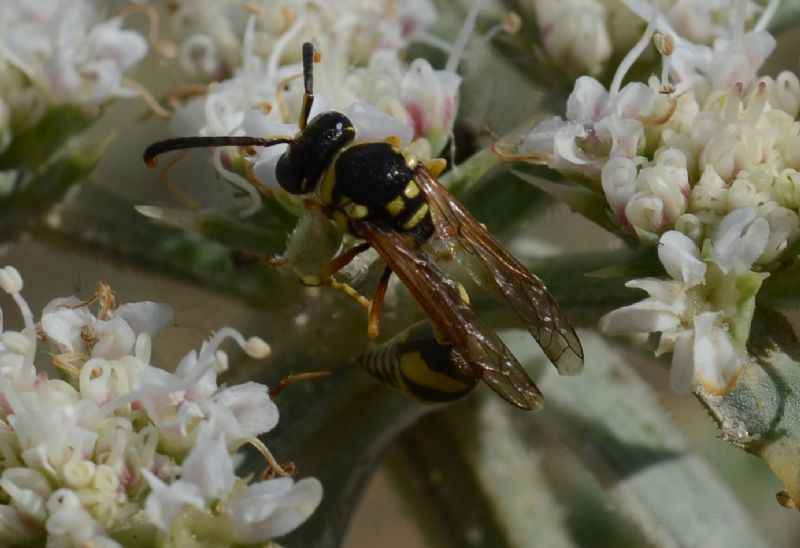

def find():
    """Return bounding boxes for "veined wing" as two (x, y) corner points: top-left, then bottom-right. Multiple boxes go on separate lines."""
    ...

(356, 220), (543, 410)
(414, 169), (584, 376)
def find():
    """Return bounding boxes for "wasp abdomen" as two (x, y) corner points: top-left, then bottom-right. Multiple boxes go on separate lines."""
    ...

(359, 322), (479, 404)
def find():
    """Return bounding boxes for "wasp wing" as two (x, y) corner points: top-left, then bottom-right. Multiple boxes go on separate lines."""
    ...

(356, 221), (543, 410)
(414, 169), (584, 376)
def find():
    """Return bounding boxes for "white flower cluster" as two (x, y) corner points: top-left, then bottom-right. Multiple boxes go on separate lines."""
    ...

(0, 266), (321, 546)
(512, 2), (800, 394)
(0, 0), (149, 150)
(167, 0), (438, 81)
(599, 209), (769, 394)
(522, 0), (765, 77)
(167, 0), (473, 215)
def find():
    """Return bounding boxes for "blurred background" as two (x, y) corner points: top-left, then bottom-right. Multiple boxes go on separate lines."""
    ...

(2, 1), (800, 546)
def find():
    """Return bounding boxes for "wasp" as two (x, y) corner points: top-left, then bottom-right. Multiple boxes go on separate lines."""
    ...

(144, 42), (583, 410)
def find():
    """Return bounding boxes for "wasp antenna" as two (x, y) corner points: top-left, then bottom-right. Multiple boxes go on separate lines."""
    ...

(143, 135), (292, 167)
(299, 41), (317, 130)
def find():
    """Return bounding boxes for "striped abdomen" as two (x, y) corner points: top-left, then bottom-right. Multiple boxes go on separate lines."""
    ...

(359, 322), (479, 403)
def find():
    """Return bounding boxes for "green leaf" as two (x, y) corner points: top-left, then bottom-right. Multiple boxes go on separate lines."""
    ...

(43, 183), (301, 307)
(770, 1), (800, 35)
(511, 167), (619, 233)
(441, 147), (504, 196)
(0, 105), (95, 171)
(0, 129), (111, 237)
(389, 396), (578, 548)
(538, 331), (772, 548)
(136, 201), (296, 258)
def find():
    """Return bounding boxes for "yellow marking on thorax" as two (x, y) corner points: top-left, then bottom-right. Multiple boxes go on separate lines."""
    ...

(384, 136), (418, 170)
(384, 135), (403, 148)
(344, 202), (369, 219)
(399, 352), (470, 394)
(402, 203), (429, 230)
(403, 181), (420, 199)
(319, 162), (338, 206)
(331, 210), (349, 231)
(386, 196), (406, 216)
(403, 152), (418, 170)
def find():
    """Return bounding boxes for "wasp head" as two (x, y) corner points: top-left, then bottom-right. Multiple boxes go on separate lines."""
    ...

(275, 111), (355, 195)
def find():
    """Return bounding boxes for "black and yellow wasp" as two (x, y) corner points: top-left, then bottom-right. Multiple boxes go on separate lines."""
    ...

(144, 42), (583, 410)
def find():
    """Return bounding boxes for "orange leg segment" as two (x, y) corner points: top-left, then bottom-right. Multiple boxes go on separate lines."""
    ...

(368, 266), (392, 339)
(316, 242), (371, 283)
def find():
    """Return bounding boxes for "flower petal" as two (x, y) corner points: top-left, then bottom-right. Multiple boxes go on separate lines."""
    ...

(142, 471), (205, 532)
(669, 330), (695, 395)
(598, 299), (681, 334)
(228, 477), (323, 542)
(711, 208), (769, 273)
(658, 231), (706, 285)
(692, 312), (743, 393)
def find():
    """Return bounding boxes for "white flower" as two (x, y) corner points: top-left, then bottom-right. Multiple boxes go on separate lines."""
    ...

(527, 0), (613, 76)
(45, 489), (121, 548)
(41, 295), (173, 361)
(598, 277), (687, 335)
(599, 230), (704, 337)
(671, 311), (743, 395)
(167, 0), (439, 80)
(517, 0), (800, 271)
(709, 207), (768, 273)
(518, 77), (655, 177)
(623, 151), (690, 239)
(599, 207), (770, 395)
(0, 1), (147, 108)
(658, 230), (706, 285)
(347, 54), (461, 155)
(670, 30), (775, 101)
(0, 267), (318, 543)
(601, 156), (638, 220)
(141, 469), (205, 532)
(168, 2), (473, 217)
(515, 13), (658, 178)
(144, 425), (323, 543)
(130, 328), (278, 449)
(227, 476), (323, 543)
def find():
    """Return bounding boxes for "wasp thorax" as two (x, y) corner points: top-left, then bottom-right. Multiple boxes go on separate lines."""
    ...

(275, 111), (356, 194)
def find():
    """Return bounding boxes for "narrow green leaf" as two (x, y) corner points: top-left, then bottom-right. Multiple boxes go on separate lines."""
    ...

(135, 204), (295, 257)
(390, 397), (577, 548)
(0, 105), (94, 171)
(442, 147), (504, 196)
(0, 131), (112, 237)
(770, 2), (800, 35)
(537, 331), (772, 548)
(512, 168), (621, 236)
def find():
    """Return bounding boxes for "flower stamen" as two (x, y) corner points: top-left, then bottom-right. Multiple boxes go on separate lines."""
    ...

(610, 0), (659, 96)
